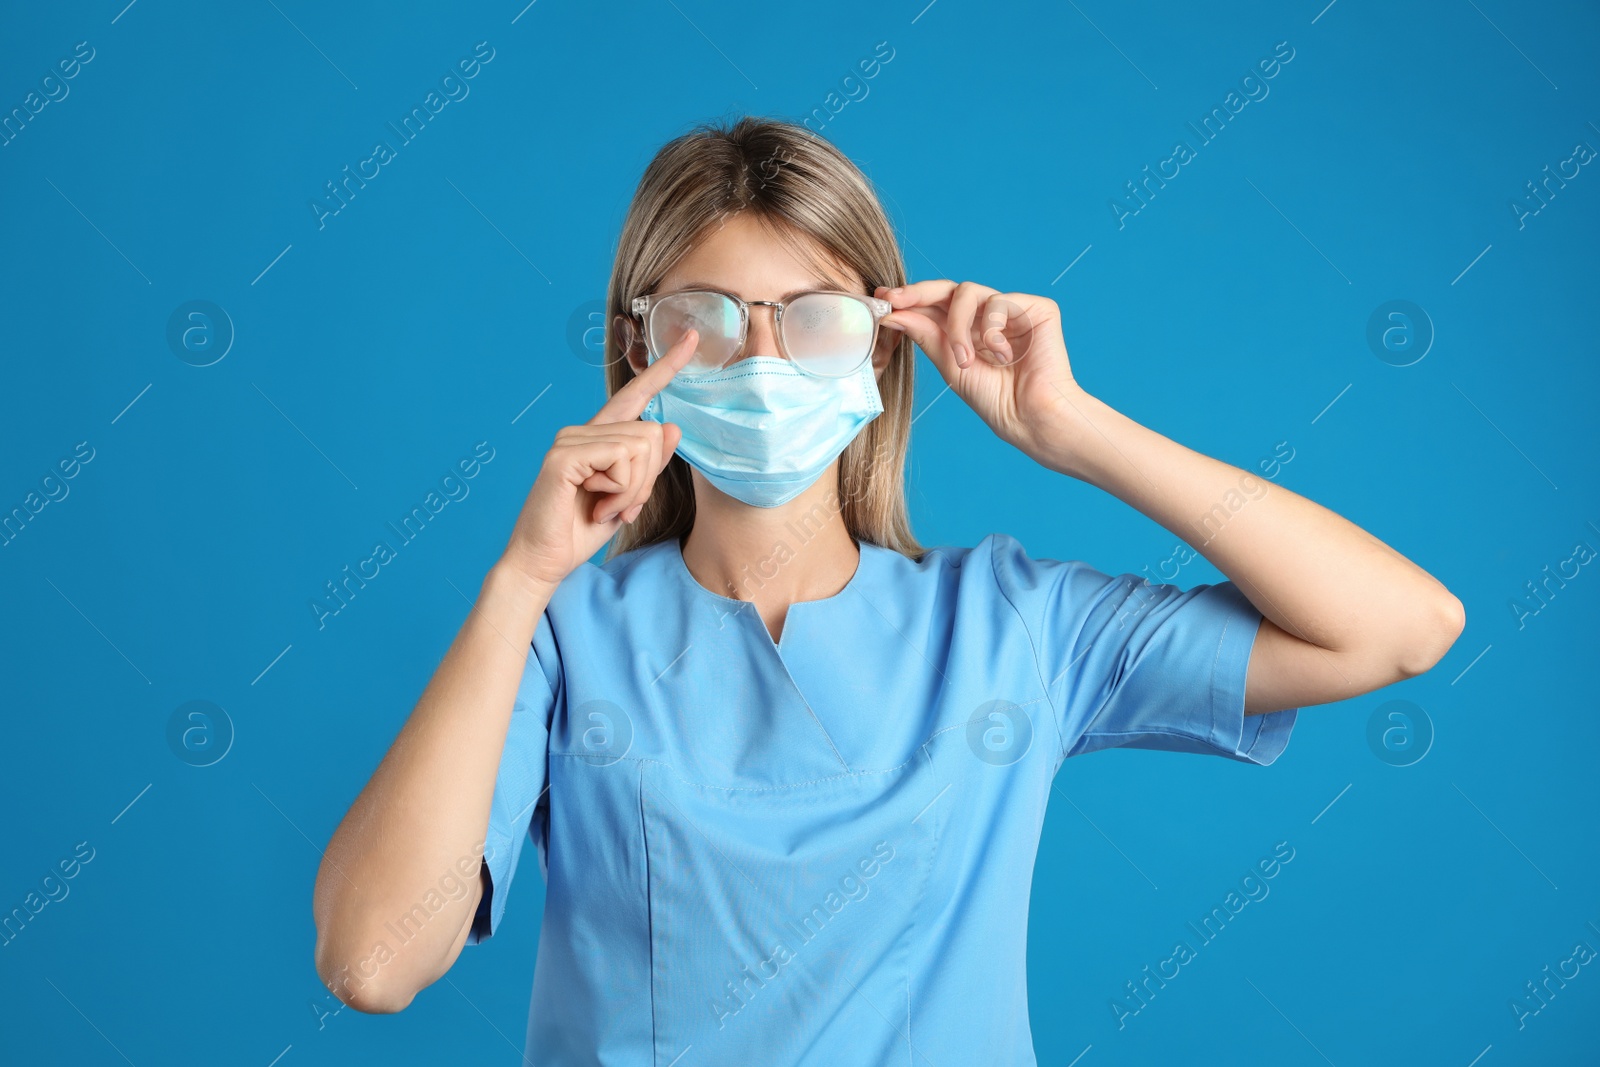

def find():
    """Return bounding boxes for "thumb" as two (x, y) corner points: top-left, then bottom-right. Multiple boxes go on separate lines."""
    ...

(887, 313), (962, 384)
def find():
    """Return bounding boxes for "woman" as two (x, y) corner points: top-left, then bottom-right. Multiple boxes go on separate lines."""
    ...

(311, 116), (1464, 1063)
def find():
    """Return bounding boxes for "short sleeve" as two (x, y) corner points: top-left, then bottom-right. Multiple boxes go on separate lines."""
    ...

(464, 604), (561, 945)
(988, 534), (1296, 770)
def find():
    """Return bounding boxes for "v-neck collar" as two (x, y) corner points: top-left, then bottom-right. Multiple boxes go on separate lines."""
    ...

(656, 533), (886, 773)
(662, 534), (877, 648)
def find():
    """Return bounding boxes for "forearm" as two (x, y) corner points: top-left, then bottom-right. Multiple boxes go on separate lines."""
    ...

(312, 559), (555, 1012)
(1031, 385), (1464, 671)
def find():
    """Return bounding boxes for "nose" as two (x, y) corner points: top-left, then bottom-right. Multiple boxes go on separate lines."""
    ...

(742, 302), (783, 361)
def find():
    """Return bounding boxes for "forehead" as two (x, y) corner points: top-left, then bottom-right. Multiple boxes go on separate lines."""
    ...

(659, 213), (859, 291)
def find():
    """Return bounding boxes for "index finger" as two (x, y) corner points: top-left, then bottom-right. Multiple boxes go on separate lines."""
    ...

(588, 327), (698, 426)
(874, 279), (958, 310)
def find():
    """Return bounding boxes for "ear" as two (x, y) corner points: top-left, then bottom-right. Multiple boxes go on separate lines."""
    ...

(870, 323), (901, 381)
(614, 314), (648, 376)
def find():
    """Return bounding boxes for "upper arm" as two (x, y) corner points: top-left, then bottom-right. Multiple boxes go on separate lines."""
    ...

(1243, 611), (1426, 715)
(439, 867), (486, 973)
(455, 865), (487, 945)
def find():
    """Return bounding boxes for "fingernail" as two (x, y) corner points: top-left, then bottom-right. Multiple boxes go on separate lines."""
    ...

(882, 320), (906, 332)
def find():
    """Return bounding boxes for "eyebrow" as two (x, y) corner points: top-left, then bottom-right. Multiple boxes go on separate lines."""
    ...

(670, 278), (854, 300)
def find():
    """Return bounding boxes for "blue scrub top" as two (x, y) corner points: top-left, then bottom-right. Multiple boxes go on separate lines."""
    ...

(466, 532), (1297, 1064)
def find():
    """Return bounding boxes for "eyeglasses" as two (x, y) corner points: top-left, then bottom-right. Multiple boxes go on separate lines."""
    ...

(630, 288), (894, 379)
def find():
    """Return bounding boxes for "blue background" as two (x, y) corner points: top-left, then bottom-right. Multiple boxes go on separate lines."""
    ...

(2, 0), (1597, 1064)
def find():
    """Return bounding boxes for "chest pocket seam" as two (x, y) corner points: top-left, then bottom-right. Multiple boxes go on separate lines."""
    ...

(548, 691), (1053, 791)
(606, 754), (960, 795)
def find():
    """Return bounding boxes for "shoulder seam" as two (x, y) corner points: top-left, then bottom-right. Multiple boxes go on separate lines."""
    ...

(987, 535), (1071, 768)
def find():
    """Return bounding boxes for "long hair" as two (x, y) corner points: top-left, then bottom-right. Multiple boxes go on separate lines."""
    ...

(602, 115), (924, 563)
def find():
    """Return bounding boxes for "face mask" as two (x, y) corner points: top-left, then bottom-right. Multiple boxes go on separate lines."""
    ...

(642, 356), (883, 508)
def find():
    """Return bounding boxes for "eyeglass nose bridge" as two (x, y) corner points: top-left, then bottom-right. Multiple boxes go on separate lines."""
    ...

(742, 298), (783, 331)
(728, 299), (794, 366)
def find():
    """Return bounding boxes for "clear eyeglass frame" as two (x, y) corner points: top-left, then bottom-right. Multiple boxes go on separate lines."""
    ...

(629, 288), (895, 380)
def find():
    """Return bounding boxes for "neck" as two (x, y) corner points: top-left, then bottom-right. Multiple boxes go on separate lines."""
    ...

(681, 465), (858, 609)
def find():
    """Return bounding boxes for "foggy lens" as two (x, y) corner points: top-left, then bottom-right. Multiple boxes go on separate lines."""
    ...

(783, 293), (874, 377)
(650, 292), (741, 373)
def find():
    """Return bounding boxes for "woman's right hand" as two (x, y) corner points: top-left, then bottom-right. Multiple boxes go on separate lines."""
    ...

(498, 328), (698, 590)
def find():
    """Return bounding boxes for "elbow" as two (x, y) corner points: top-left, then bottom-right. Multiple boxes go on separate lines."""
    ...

(1393, 592), (1467, 679)
(341, 976), (417, 1016)
(314, 930), (416, 1015)
(349, 986), (416, 1016)
(311, 862), (420, 1015)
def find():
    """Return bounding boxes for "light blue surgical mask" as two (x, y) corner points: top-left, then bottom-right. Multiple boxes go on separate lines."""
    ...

(642, 356), (883, 508)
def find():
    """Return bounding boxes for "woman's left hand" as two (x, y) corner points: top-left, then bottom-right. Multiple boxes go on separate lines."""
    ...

(876, 280), (1085, 461)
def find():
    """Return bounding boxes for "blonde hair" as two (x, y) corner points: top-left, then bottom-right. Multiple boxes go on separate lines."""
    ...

(602, 114), (925, 563)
